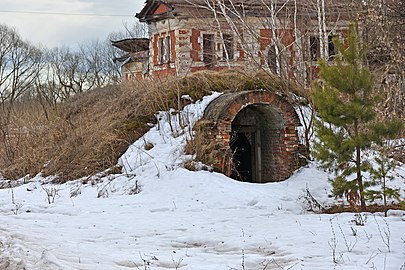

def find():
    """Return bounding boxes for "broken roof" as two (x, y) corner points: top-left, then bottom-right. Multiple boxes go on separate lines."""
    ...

(136, 0), (298, 22)
(136, 0), (364, 22)
(111, 38), (149, 53)
(113, 51), (149, 64)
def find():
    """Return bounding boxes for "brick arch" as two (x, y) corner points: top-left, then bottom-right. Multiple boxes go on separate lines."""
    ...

(203, 90), (302, 183)
(204, 90), (300, 129)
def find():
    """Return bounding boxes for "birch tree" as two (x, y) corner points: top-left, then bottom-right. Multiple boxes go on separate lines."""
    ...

(363, 0), (404, 119)
(316, 0), (328, 60)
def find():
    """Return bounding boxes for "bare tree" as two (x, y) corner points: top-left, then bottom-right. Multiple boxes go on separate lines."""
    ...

(80, 40), (116, 88)
(0, 24), (42, 109)
(182, 0), (357, 151)
(0, 24), (43, 164)
(362, 0), (404, 119)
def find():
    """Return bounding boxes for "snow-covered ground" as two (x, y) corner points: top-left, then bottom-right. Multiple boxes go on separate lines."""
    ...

(0, 93), (404, 270)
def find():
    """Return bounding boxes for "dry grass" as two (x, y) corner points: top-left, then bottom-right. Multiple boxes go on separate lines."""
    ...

(184, 120), (221, 166)
(322, 203), (404, 214)
(178, 69), (301, 96)
(1, 85), (152, 182)
(182, 70), (302, 174)
(0, 70), (302, 182)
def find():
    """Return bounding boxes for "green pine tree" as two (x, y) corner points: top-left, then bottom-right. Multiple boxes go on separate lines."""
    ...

(364, 155), (400, 216)
(310, 24), (403, 210)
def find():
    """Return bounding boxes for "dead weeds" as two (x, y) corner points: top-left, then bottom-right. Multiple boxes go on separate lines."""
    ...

(322, 203), (404, 214)
(1, 70), (295, 182)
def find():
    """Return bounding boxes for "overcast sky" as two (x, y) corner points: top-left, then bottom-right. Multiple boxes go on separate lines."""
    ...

(0, 0), (145, 48)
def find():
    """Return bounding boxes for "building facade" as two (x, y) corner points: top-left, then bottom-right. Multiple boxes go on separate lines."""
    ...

(112, 0), (364, 183)
(115, 0), (361, 84)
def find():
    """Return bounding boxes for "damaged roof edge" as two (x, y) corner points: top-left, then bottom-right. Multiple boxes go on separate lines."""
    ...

(136, 0), (175, 22)
(111, 38), (149, 53)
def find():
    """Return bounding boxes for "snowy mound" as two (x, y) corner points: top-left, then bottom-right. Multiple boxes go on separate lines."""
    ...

(0, 93), (404, 270)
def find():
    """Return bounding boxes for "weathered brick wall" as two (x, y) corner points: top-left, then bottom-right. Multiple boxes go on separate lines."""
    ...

(261, 129), (281, 182)
(134, 2), (355, 82)
(203, 90), (301, 182)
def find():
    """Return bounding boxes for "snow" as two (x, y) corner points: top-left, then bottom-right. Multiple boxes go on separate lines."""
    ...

(0, 93), (404, 270)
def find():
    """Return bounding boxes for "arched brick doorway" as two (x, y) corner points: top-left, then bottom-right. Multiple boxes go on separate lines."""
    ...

(203, 90), (301, 183)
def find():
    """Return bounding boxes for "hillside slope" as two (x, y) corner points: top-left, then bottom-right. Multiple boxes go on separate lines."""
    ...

(0, 93), (404, 270)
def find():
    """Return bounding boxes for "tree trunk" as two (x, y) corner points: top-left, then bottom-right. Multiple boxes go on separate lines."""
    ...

(355, 145), (366, 210)
(354, 122), (366, 210)
(383, 174), (387, 217)
(269, 0), (282, 76)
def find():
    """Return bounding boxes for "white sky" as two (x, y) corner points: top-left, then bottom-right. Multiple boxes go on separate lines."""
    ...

(0, 0), (145, 48)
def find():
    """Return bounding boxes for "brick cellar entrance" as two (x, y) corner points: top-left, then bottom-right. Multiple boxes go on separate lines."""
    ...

(203, 90), (302, 183)
(230, 104), (286, 182)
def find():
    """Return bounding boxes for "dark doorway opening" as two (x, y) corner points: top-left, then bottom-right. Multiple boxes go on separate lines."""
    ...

(230, 104), (284, 183)
(202, 90), (302, 183)
(230, 133), (253, 181)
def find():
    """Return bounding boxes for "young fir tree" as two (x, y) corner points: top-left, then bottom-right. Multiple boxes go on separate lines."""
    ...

(311, 24), (403, 210)
(364, 155), (400, 216)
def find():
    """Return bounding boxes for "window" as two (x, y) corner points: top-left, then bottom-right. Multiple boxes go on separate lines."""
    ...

(328, 35), (337, 60)
(267, 45), (278, 74)
(267, 45), (284, 76)
(309, 35), (338, 61)
(165, 36), (171, 63)
(158, 37), (164, 64)
(309, 36), (320, 61)
(203, 34), (215, 66)
(222, 34), (234, 60)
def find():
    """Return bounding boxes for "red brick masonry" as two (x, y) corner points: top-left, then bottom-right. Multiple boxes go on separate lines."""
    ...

(203, 90), (301, 182)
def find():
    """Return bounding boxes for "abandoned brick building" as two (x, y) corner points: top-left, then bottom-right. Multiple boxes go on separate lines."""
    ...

(113, 0), (361, 183)
(114, 0), (359, 83)
(112, 38), (149, 81)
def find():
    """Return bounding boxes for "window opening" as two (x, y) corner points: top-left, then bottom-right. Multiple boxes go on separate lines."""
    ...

(267, 45), (278, 74)
(309, 36), (320, 61)
(203, 34), (215, 66)
(165, 36), (171, 63)
(222, 34), (234, 60)
(328, 35), (337, 60)
(158, 37), (164, 64)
